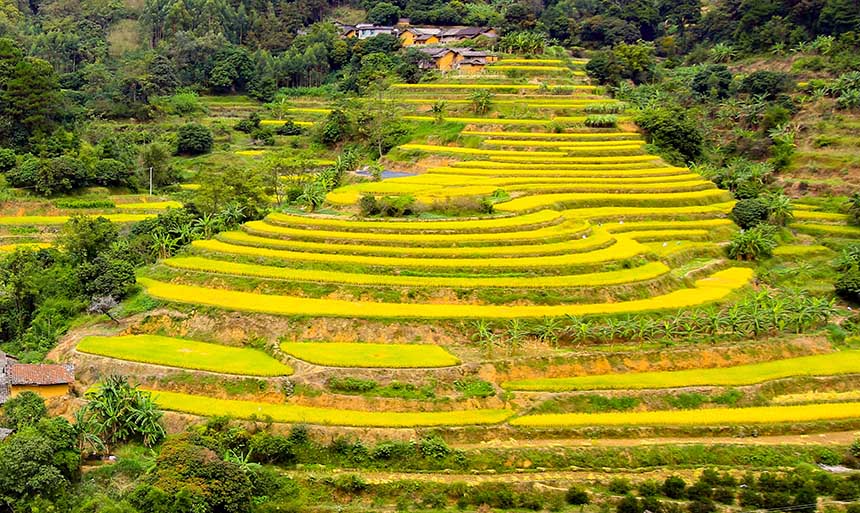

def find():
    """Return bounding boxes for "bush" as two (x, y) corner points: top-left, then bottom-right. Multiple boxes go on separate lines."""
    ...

(691, 65), (732, 99)
(453, 379), (495, 398)
(609, 478), (633, 495)
(234, 113), (261, 133)
(176, 123), (213, 155)
(836, 267), (860, 302)
(727, 225), (778, 261)
(566, 487), (589, 505)
(617, 494), (642, 513)
(739, 71), (795, 99)
(663, 476), (686, 499)
(276, 120), (303, 136)
(731, 198), (769, 229)
(251, 127), (276, 146)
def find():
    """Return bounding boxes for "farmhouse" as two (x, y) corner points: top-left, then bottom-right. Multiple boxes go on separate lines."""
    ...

(355, 23), (398, 39)
(439, 27), (497, 43)
(399, 27), (441, 46)
(0, 351), (74, 401)
(415, 47), (495, 73)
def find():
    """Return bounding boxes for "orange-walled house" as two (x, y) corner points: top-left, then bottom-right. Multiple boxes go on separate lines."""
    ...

(400, 27), (441, 46)
(0, 351), (74, 401)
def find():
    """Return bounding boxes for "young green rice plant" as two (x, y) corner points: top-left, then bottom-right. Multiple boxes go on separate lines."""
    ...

(584, 103), (626, 114)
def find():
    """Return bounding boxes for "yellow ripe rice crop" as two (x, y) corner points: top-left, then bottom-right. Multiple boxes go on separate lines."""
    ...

(244, 219), (589, 246)
(622, 229), (711, 241)
(405, 115), (588, 126)
(488, 155), (660, 163)
(772, 244), (831, 256)
(481, 139), (644, 148)
(489, 65), (570, 72)
(0, 214), (156, 225)
(280, 341), (459, 368)
(427, 167), (688, 178)
(462, 131), (641, 139)
(398, 143), (568, 157)
(149, 389), (513, 427)
(494, 59), (563, 64)
(0, 243), (51, 252)
(451, 160), (670, 170)
(392, 83), (596, 90)
(137, 267), (752, 319)
(116, 201), (182, 210)
(424, 171), (707, 185)
(265, 209), (560, 233)
(793, 210), (850, 222)
(77, 335), (293, 376)
(772, 390), (860, 405)
(504, 350), (860, 391)
(235, 150), (267, 156)
(163, 256), (668, 290)
(510, 401), (860, 427)
(328, 180), (715, 206)
(791, 223), (860, 238)
(603, 219), (735, 233)
(496, 189), (732, 213)
(191, 235), (645, 269)
(180, 184), (201, 190)
(400, 99), (614, 106)
(560, 202), (736, 220)
(216, 228), (613, 257)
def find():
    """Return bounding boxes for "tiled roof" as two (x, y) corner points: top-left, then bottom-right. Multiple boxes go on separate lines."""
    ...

(8, 363), (74, 386)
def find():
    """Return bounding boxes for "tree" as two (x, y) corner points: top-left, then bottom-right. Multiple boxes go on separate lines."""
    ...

(585, 50), (624, 85)
(1, 391), (47, 430)
(367, 2), (400, 25)
(1, 57), (63, 147)
(193, 166), (268, 219)
(691, 65), (733, 99)
(140, 142), (177, 188)
(635, 107), (703, 164)
(58, 215), (118, 265)
(176, 123), (213, 155)
(846, 192), (860, 226)
(0, 418), (79, 508)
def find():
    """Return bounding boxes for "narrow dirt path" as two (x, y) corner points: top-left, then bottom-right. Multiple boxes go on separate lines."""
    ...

(452, 430), (860, 450)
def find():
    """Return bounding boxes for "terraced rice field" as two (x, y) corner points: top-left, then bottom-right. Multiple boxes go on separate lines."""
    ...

(78, 335), (293, 376)
(511, 402), (860, 427)
(111, 71), (823, 432)
(149, 390), (513, 427)
(280, 341), (459, 368)
(503, 351), (860, 391)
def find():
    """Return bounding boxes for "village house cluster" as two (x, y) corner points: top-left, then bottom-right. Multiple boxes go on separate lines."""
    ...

(335, 20), (498, 73)
(0, 351), (74, 403)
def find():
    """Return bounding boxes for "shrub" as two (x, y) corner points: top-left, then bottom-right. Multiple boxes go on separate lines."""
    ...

(453, 379), (495, 398)
(731, 198), (769, 229)
(609, 478), (633, 495)
(234, 113), (261, 133)
(639, 480), (661, 497)
(276, 120), (303, 136)
(836, 267), (860, 302)
(176, 123), (213, 155)
(727, 225), (778, 261)
(251, 127), (276, 146)
(739, 71), (795, 99)
(566, 487), (589, 506)
(691, 65), (732, 99)
(617, 494), (642, 513)
(663, 476), (687, 499)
